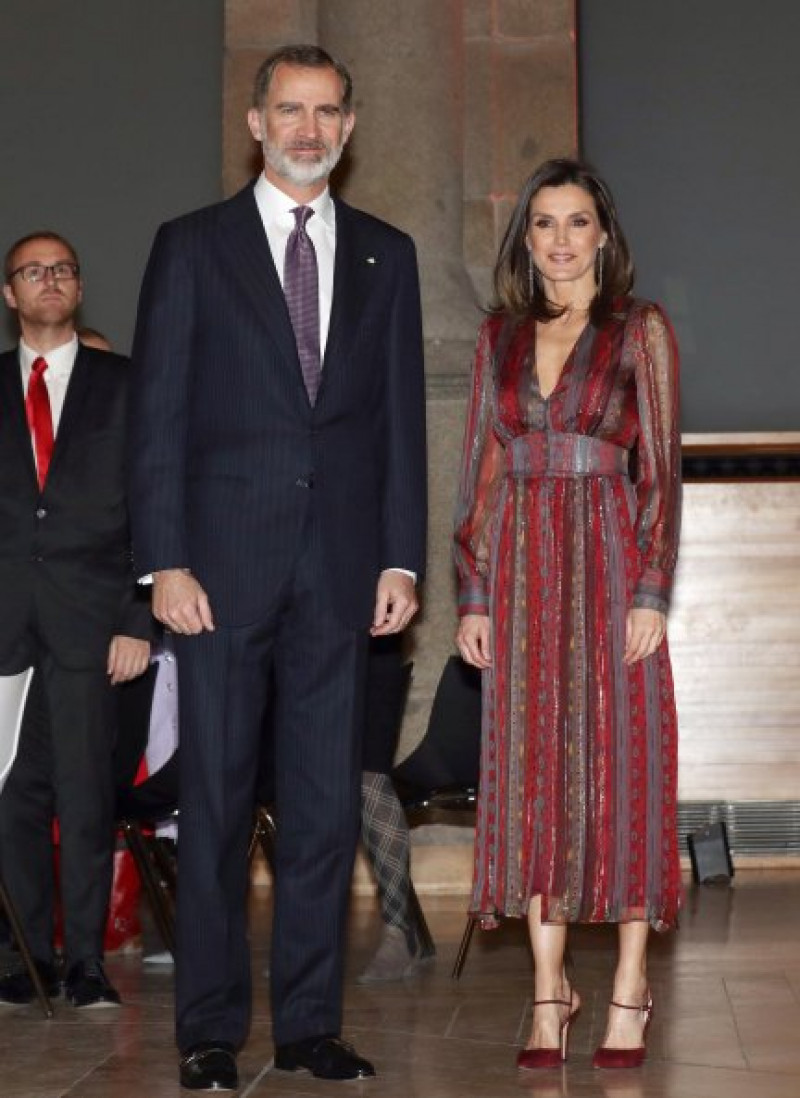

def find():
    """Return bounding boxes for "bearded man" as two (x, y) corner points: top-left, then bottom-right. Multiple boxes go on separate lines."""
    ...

(127, 44), (426, 1091)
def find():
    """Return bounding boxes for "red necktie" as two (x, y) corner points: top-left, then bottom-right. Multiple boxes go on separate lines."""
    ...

(25, 356), (54, 490)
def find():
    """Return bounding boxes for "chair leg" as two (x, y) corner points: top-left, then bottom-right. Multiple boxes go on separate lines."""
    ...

(120, 821), (175, 956)
(150, 837), (177, 894)
(407, 881), (436, 958)
(451, 914), (477, 979)
(0, 876), (53, 1018)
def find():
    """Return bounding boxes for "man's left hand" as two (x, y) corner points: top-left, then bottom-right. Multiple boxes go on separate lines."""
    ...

(107, 636), (151, 685)
(370, 570), (418, 636)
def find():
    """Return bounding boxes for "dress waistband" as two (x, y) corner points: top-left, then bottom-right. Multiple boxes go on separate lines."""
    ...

(506, 432), (629, 478)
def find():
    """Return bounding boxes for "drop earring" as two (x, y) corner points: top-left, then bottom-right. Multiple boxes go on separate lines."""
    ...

(596, 246), (604, 294)
(528, 251), (535, 301)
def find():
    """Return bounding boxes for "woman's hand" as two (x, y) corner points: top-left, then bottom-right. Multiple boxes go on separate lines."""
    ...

(456, 614), (492, 669)
(625, 608), (666, 664)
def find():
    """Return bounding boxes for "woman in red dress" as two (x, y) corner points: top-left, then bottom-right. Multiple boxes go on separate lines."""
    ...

(454, 159), (681, 1070)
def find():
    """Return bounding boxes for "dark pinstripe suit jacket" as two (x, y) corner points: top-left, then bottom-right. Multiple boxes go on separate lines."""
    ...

(127, 181), (427, 629)
(0, 345), (152, 671)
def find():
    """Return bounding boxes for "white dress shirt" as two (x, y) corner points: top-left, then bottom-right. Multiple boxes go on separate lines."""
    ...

(253, 174), (336, 357)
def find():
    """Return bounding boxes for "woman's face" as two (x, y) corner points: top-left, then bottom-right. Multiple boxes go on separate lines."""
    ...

(526, 184), (608, 292)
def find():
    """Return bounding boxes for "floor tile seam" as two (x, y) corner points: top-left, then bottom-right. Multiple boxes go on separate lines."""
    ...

(239, 1057), (275, 1096)
(721, 976), (752, 1072)
(57, 1047), (118, 1097)
(346, 1023), (522, 1048)
(514, 994), (531, 1046)
(442, 1002), (463, 1039)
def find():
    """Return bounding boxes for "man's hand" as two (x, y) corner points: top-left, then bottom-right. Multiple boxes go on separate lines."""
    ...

(456, 614), (492, 669)
(370, 570), (418, 636)
(107, 636), (151, 685)
(624, 607), (666, 664)
(152, 569), (215, 635)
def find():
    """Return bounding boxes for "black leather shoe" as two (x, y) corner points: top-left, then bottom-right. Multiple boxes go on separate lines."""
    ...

(64, 958), (121, 1008)
(274, 1035), (376, 1080)
(0, 959), (60, 1005)
(179, 1043), (238, 1091)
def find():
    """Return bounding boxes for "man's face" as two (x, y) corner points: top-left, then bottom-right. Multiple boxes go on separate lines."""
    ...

(3, 238), (82, 329)
(247, 63), (355, 190)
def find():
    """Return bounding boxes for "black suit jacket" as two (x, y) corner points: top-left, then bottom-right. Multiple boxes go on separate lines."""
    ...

(0, 345), (152, 671)
(127, 182), (427, 629)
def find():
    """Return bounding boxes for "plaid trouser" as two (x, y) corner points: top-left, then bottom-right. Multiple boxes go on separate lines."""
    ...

(360, 771), (414, 949)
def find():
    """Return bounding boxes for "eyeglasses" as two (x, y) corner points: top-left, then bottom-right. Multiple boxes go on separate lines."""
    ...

(8, 262), (80, 284)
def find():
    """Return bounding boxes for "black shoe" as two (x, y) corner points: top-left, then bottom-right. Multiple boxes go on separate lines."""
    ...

(64, 958), (121, 1009)
(274, 1035), (376, 1080)
(0, 959), (60, 1005)
(179, 1043), (238, 1091)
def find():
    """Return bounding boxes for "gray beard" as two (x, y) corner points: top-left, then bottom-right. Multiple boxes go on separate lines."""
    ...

(263, 139), (344, 187)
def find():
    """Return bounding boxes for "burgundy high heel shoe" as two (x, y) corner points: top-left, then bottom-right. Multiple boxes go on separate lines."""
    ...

(592, 991), (653, 1069)
(517, 990), (580, 1069)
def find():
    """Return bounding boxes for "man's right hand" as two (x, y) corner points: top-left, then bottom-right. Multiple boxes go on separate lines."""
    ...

(152, 569), (215, 634)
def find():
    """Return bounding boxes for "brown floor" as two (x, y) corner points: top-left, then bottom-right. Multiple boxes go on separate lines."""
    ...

(2, 870), (800, 1097)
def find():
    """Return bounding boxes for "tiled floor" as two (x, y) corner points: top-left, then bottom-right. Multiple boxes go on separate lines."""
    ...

(2, 870), (800, 1096)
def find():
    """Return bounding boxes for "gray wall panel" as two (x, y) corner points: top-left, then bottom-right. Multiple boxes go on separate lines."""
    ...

(0, 0), (223, 352)
(580, 0), (800, 431)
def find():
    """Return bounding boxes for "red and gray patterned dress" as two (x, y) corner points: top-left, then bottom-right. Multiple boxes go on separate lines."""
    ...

(454, 298), (682, 930)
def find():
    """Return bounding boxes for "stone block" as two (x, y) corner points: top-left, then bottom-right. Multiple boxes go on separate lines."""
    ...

(225, 0), (318, 49)
(464, 38), (493, 200)
(463, 197), (496, 271)
(223, 49), (267, 196)
(464, 0), (491, 38)
(495, 0), (573, 39)
(494, 194), (519, 242)
(492, 39), (577, 193)
(466, 265), (494, 311)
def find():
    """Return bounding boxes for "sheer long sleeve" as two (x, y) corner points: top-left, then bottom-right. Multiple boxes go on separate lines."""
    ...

(454, 318), (506, 616)
(630, 304), (682, 612)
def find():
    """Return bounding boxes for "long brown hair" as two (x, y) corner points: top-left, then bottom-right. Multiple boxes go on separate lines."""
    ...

(492, 159), (634, 325)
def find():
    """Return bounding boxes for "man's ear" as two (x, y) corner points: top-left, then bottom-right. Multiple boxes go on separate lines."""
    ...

(247, 108), (264, 143)
(342, 111), (356, 145)
(2, 283), (17, 311)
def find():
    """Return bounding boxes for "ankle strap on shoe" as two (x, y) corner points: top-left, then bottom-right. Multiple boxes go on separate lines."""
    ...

(609, 996), (651, 1011)
(532, 998), (571, 1007)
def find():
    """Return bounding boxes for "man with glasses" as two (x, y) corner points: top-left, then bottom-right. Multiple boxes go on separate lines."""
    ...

(0, 231), (152, 1009)
(129, 44), (426, 1090)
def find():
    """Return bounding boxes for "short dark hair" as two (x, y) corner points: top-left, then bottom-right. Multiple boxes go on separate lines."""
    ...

(4, 230), (79, 281)
(493, 158), (634, 325)
(251, 44), (353, 112)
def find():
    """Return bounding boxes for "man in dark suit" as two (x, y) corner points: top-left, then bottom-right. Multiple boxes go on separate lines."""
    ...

(128, 44), (426, 1090)
(0, 232), (151, 1008)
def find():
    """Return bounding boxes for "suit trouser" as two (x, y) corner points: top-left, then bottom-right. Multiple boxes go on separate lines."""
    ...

(174, 518), (368, 1051)
(0, 655), (115, 965)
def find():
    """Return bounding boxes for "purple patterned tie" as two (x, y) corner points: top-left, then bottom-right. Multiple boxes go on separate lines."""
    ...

(284, 205), (321, 404)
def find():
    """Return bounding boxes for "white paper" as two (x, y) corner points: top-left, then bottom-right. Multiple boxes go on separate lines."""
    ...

(0, 669), (34, 791)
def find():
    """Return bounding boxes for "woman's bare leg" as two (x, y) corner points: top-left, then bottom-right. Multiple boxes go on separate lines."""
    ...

(601, 920), (650, 1048)
(525, 896), (579, 1049)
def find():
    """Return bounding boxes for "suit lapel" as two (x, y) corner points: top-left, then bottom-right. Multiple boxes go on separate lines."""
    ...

(216, 185), (303, 385)
(319, 199), (381, 401)
(45, 345), (92, 486)
(0, 351), (39, 490)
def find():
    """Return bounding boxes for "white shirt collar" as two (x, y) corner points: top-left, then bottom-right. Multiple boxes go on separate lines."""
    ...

(19, 334), (79, 377)
(253, 174), (335, 232)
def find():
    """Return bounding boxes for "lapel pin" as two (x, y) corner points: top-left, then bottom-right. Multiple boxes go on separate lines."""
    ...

(366, 256), (376, 264)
